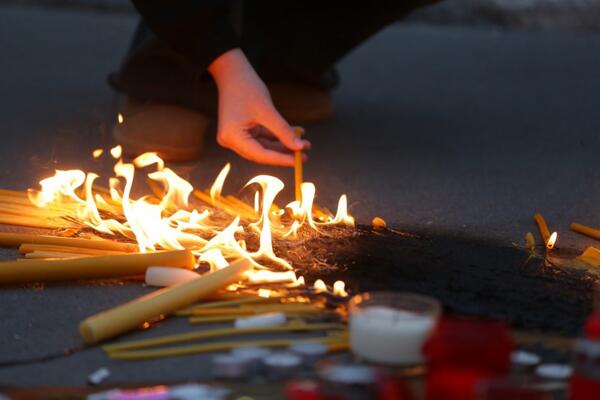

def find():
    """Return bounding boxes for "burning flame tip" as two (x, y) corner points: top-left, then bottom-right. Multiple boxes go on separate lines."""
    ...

(333, 280), (348, 297)
(110, 145), (122, 159)
(313, 279), (327, 293)
(546, 232), (558, 250)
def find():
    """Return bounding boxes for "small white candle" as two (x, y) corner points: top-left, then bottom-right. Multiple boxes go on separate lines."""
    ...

(234, 312), (287, 329)
(145, 266), (200, 287)
(350, 305), (436, 365)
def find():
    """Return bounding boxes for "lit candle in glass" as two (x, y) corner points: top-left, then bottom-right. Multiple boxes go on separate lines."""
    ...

(349, 291), (441, 365)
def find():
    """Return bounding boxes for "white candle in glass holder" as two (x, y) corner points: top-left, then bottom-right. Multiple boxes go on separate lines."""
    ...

(350, 305), (436, 365)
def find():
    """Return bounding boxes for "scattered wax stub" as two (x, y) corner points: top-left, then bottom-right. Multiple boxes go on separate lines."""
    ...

(87, 367), (110, 385)
(289, 342), (328, 367)
(525, 232), (536, 251)
(145, 266), (199, 287)
(234, 312), (287, 329)
(231, 346), (272, 375)
(169, 384), (230, 400)
(371, 217), (387, 230)
(231, 346), (272, 361)
(321, 364), (377, 385)
(262, 352), (303, 381)
(511, 350), (541, 366)
(535, 363), (573, 380)
(212, 353), (249, 380)
(319, 364), (378, 400)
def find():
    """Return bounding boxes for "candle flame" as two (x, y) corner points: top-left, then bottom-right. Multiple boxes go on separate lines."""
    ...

(110, 145), (122, 159)
(313, 279), (327, 293)
(333, 280), (348, 297)
(92, 149), (103, 158)
(27, 150), (355, 289)
(117, 113), (124, 124)
(547, 232), (558, 250)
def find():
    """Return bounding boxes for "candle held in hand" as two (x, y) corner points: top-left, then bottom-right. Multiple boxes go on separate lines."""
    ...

(293, 127), (304, 202)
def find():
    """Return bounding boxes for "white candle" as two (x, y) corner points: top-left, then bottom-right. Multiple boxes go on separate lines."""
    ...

(145, 266), (200, 287)
(350, 305), (436, 365)
(234, 312), (287, 329)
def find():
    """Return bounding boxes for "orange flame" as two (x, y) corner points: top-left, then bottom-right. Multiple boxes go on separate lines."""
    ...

(313, 279), (327, 293)
(110, 145), (122, 159)
(546, 232), (558, 250)
(28, 150), (355, 288)
(333, 280), (348, 297)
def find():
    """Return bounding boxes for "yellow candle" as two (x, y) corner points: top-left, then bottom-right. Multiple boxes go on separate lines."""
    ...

(79, 258), (251, 344)
(104, 322), (343, 353)
(0, 232), (138, 252)
(176, 296), (277, 316)
(294, 127), (304, 202)
(19, 243), (125, 256)
(107, 335), (346, 361)
(192, 190), (256, 220)
(571, 223), (600, 241)
(577, 246), (600, 267)
(24, 251), (85, 259)
(533, 213), (551, 243)
(186, 303), (321, 317)
(0, 214), (77, 229)
(0, 250), (194, 285)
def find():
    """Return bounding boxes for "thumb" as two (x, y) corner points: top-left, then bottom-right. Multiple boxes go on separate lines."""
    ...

(261, 107), (307, 152)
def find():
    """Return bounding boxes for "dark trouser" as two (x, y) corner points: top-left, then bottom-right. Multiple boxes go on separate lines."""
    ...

(109, 0), (441, 116)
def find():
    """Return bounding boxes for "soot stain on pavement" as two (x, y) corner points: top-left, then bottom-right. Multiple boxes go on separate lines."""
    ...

(278, 226), (598, 335)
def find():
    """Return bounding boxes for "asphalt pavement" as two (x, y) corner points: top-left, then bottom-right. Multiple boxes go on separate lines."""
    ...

(1, 4), (600, 387)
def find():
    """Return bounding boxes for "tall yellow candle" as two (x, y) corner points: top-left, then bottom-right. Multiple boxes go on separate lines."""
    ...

(0, 232), (138, 252)
(0, 250), (194, 285)
(294, 127), (304, 202)
(533, 213), (551, 243)
(79, 258), (251, 344)
(571, 223), (600, 241)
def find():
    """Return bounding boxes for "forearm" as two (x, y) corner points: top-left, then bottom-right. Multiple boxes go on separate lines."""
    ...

(208, 49), (263, 91)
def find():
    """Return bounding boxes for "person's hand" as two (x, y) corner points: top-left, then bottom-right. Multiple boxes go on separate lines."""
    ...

(208, 49), (310, 166)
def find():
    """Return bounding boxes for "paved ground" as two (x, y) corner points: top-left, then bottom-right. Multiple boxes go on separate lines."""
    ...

(1, 4), (600, 388)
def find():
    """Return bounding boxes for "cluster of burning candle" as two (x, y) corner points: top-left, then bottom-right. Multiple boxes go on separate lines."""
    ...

(0, 145), (362, 358)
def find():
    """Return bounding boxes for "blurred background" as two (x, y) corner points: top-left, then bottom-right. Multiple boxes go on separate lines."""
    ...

(4, 0), (600, 31)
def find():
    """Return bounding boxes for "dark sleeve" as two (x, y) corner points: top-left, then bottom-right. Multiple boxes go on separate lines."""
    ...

(131, 0), (240, 70)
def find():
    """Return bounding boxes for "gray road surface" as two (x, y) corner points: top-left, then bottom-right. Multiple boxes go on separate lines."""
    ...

(0, 4), (599, 387)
